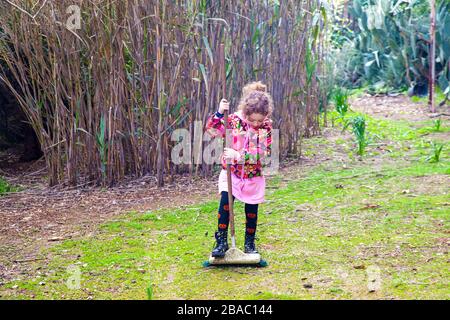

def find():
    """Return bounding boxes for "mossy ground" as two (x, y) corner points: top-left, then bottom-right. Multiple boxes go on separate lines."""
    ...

(0, 107), (448, 300)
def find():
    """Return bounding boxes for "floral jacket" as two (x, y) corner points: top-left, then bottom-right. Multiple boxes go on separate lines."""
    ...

(205, 110), (273, 179)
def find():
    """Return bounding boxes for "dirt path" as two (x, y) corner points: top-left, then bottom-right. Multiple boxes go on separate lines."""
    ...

(350, 93), (450, 122)
(0, 168), (218, 280)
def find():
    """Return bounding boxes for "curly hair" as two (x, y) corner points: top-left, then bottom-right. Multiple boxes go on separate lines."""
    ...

(237, 81), (274, 117)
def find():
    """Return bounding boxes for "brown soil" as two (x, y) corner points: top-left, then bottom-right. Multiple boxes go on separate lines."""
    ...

(0, 161), (221, 281)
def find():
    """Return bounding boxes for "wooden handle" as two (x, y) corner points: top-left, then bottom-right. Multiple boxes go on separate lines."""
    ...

(219, 43), (235, 245)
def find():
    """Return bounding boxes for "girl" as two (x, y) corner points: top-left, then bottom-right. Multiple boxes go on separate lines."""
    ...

(205, 81), (273, 258)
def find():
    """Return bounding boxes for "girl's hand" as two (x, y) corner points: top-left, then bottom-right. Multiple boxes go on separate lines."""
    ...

(219, 98), (230, 114)
(223, 147), (241, 161)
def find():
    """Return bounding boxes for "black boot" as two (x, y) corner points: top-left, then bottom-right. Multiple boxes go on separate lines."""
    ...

(244, 233), (258, 254)
(211, 230), (229, 257)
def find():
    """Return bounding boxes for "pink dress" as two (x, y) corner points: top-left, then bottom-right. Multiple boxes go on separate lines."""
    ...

(218, 169), (266, 204)
(205, 110), (273, 205)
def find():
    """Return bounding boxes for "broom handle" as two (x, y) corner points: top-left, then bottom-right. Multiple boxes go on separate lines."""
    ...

(220, 43), (236, 248)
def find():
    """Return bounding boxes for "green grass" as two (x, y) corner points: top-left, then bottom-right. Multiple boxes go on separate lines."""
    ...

(1, 111), (449, 300)
(349, 87), (368, 99)
(329, 109), (449, 163)
(410, 87), (448, 105)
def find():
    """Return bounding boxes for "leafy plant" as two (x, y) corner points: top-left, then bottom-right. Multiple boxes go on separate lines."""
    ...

(432, 119), (442, 132)
(332, 87), (352, 132)
(0, 177), (12, 194)
(333, 0), (450, 96)
(426, 141), (444, 163)
(333, 87), (349, 118)
(351, 116), (368, 156)
(0, 177), (19, 195)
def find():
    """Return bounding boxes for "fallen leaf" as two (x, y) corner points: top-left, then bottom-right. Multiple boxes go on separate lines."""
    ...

(353, 264), (366, 270)
(48, 236), (65, 242)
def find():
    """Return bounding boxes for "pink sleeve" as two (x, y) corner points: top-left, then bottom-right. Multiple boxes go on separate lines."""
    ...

(205, 112), (226, 138)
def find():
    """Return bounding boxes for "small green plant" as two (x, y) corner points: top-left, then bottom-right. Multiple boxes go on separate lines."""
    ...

(96, 115), (108, 179)
(351, 116), (368, 156)
(426, 141), (444, 163)
(0, 177), (11, 194)
(333, 87), (349, 118)
(432, 119), (442, 132)
(0, 177), (19, 195)
(332, 87), (351, 132)
(411, 96), (421, 103)
(146, 283), (153, 300)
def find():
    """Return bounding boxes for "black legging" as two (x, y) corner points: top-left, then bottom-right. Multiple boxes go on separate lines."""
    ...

(217, 191), (258, 236)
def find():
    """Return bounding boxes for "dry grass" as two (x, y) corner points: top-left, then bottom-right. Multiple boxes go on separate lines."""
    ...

(0, 0), (327, 187)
